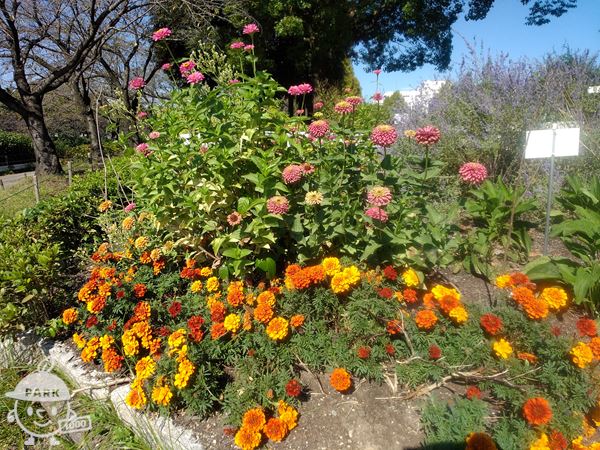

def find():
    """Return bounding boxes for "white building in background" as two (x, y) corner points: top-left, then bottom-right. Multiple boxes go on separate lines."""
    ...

(385, 79), (447, 124)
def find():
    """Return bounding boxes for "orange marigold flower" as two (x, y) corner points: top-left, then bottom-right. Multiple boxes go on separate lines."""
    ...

(403, 288), (418, 304)
(243, 310), (253, 331)
(549, 430), (568, 450)
(517, 352), (538, 364)
(330, 368), (352, 393)
(140, 252), (152, 264)
(133, 283), (147, 298)
(211, 322), (227, 340)
(227, 281), (245, 307)
(266, 317), (289, 341)
(576, 317), (598, 337)
(422, 292), (435, 309)
(290, 314), (305, 328)
(415, 309), (438, 331)
(210, 301), (226, 323)
(256, 291), (276, 306)
(62, 308), (78, 325)
(523, 397), (553, 426)
(589, 337), (600, 359)
(512, 286), (536, 305)
(125, 386), (147, 409)
(264, 417), (288, 442)
(98, 200), (112, 212)
(242, 408), (266, 432)
(254, 303), (274, 324)
(480, 313), (503, 336)
(101, 347), (123, 373)
(234, 427), (262, 450)
(510, 272), (531, 286)
(465, 432), (498, 450)
(540, 287), (568, 310)
(438, 295), (460, 314)
(133, 301), (151, 321)
(285, 264), (301, 277)
(87, 296), (106, 314)
(521, 297), (549, 320)
(386, 319), (403, 335)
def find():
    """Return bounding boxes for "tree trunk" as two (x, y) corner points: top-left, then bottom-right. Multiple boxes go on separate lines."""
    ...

(71, 78), (102, 170)
(23, 96), (62, 175)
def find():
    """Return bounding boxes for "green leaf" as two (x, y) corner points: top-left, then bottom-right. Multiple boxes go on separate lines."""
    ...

(256, 257), (276, 279)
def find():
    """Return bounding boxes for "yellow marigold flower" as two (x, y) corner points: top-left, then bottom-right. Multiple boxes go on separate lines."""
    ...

(62, 308), (78, 325)
(174, 358), (195, 389)
(151, 378), (173, 406)
(190, 280), (203, 293)
(278, 400), (299, 431)
(540, 287), (567, 310)
(431, 284), (461, 301)
(529, 433), (550, 450)
(570, 342), (594, 369)
(493, 338), (513, 359)
(135, 356), (156, 380)
(331, 266), (361, 294)
(394, 291), (403, 302)
(224, 313), (241, 333)
(495, 274), (512, 289)
(322, 257), (341, 276)
(206, 276), (220, 292)
(234, 427), (262, 450)
(449, 306), (468, 324)
(73, 333), (86, 349)
(206, 292), (222, 308)
(134, 236), (149, 250)
(200, 267), (212, 277)
(242, 408), (266, 432)
(99, 335), (114, 350)
(125, 386), (147, 409)
(168, 328), (187, 351)
(98, 200), (112, 212)
(150, 248), (161, 262)
(266, 317), (289, 341)
(122, 216), (135, 230)
(402, 268), (419, 287)
(122, 329), (139, 357)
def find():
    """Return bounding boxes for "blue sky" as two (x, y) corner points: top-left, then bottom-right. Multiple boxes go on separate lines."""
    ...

(353, 0), (600, 98)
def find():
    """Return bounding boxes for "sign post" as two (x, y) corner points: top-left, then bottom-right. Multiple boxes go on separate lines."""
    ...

(524, 123), (580, 255)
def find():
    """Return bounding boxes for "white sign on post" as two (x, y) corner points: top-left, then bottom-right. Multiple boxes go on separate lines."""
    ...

(524, 127), (580, 159)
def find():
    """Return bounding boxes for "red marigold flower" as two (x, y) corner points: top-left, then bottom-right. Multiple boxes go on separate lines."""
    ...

(357, 346), (371, 359)
(429, 344), (442, 360)
(386, 320), (402, 335)
(509, 272), (531, 286)
(107, 320), (117, 331)
(383, 265), (398, 281)
(116, 290), (125, 299)
(210, 322), (227, 340)
(414, 125), (440, 145)
(551, 325), (561, 337)
(371, 124), (398, 147)
(403, 288), (418, 304)
(576, 317), (598, 337)
(168, 301), (182, 318)
(522, 397), (553, 426)
(210, 301), (226, 323)
(378, 287), (394, 299)
(158, 326), (171, 337)
(385, 343), (396, 356)
(549, 430), (568, 450)
(188, 315), (205, 342)
(465, 385), (482, 400)
(480, 313), (503, 336)
(86, 316), (98, 328)
(465, 432), (498, 450)
(285, 379), (302, 397)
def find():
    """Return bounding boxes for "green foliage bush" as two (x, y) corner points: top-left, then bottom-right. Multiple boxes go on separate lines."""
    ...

(0, 130), (34, 165)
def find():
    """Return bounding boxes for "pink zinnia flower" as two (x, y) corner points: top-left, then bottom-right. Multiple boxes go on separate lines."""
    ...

(186, 71), (205, 85)
(243, 44), (254, 52)
(129, 77), (145, 90)
(459, 162), (488, 185)
(367, 186), (392, 206)
(301, 163), (315, 174)
(137, 111), (148, 119)
(161, 63), (172, 71)
(229, 79), (240, 84)
(365, 207), (388, 222)
(415, 125), (441, 145)
(267, 196), (290, 215)
(374, 69), (382, 75)
(227, 211), (242, 226)
(371, 124), (398, 147)
(282, 164), (303, 184)
(298, 83), (313, 94)
(372, 92), (384, 102)
(334, 101), (353, 114)
(152, 27), (172, 42)
(243, 23), (259, 35)
(295, 109), (305, 115)
(230, 41), (245, 49)
(148, 131), (161, 140)
(124, 202), (136, 212)
(308, 120), (329, 138)
(288, 85), (301, 96)
(179, 60), (196, 75)
(314, 101), (324, 110)
(346, 96), (363, 106)
(135, 143), (150, 156)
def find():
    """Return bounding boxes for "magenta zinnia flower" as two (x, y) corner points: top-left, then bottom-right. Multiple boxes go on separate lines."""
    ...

(288, 85), (301, 96)
(308, 120), (329, 138)
(229, 79), (240, 84)
(282, 164), (304, 184)
(374, 69), (382, 75)
(243, 44), (254, 52)
(129, 77), (145, 90)
(161, 63), (172, 71)
(415, 125), (441, 145)
(372, 92), (384, 102)
(459, 162), (488, 185)
(152, 27), (172, 42)
(135, 143), (151, 156)
(367, 187), (392, 206)
(371, 125), (398, 147)
(186, 71), (205, 85)
(227, 212), (242, 226)
(365, 207), (388, 222)
(334, 101), (353, 114)
(346, 96), (363, 106)
(243, 23), (259, 35)
(298, 83), (313, 94)
(314, 101), (324, 111)
(179, 60), (196, 75)
(148, 131), (161, 140)
(124, 202), (137, 212)
(230, 41), (245, 49)
(137, 111), (147, 119)
(267, 196), (290, 215)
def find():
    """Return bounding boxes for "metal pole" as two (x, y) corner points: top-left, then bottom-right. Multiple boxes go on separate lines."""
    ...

(543, 124), (557, 255)
(67, 161), (72, 186)
(33, 174), (40, 204)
